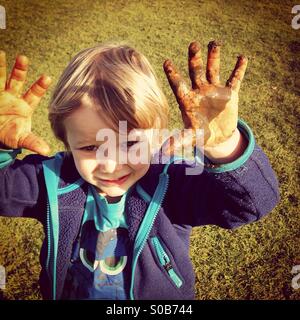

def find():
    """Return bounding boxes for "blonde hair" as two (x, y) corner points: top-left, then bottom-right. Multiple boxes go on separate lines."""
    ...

(48, 42), (169, 148)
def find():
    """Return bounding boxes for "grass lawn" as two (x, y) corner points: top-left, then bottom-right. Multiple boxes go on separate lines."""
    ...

(0, 0), (299, 300)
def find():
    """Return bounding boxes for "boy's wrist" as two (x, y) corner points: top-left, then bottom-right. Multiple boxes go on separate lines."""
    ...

(204, 128), (247, 164)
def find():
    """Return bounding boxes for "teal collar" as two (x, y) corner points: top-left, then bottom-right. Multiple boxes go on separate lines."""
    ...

(83, 185), (132, 232)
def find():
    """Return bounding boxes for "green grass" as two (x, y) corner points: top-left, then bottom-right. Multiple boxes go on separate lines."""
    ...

(0, 0), (299, 300)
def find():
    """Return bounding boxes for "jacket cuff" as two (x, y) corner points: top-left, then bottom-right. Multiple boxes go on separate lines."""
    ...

(0, 148), (22, 168)
(202, 118), (256, 173)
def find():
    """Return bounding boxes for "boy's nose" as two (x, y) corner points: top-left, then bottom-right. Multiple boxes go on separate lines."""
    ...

(98, 159), (122, 174)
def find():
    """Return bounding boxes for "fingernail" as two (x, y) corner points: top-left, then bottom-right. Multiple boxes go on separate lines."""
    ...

(189, 41), (200, 56)
(163, 60), (173, 73)
(237, 55), (247, 62)
(208, 40), (222, 50)
(16, 55), (29, 69)
(40, 75), (52, 88)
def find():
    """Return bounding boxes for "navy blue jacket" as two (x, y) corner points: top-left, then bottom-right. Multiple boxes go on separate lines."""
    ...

(0, 120), (280, 300)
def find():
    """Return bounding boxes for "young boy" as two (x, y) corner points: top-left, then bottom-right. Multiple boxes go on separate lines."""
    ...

(0, 41), (279, 300)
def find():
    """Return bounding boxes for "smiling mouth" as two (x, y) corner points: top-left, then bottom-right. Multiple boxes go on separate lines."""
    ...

(99, 173), (131, 184)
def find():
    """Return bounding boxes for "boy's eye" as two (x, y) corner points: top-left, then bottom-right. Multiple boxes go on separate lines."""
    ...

(80, 145), (98, 152)
(127, 141), (138, 148)
(79, 141), (138, 152)
(119, 141), (139, 152)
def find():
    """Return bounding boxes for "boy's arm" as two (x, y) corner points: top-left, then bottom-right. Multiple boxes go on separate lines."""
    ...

(0, 148), (48, 221)
(164, 120), (280, 229)
(161, 41), (279, 228)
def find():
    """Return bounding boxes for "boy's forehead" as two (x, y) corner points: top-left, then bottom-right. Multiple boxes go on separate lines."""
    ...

(66, 109), (106, 127)
(64, 105), (112, 139)
(64, 107), (154, 143)
(64, 97), (155, 143)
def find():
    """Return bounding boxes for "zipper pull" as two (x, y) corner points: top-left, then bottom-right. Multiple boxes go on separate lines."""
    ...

(163, 262), (173, 272)
(164, 262), (183, 288)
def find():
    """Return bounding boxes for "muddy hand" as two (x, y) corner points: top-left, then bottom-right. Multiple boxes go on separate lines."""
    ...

(163, 40), (248, 149)
(0, 51), (51, 155)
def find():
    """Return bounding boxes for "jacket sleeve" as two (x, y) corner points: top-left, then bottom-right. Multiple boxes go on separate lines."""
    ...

(164, 120), (280, 229)
(0, 148), (49, 221)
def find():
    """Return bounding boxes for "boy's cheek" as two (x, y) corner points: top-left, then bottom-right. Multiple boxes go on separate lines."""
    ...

(129, 163), (150, 180)
(72, 154), (98, 177)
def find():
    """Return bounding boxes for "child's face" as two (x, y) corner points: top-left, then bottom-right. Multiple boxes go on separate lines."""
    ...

(64, 100), (154, 203)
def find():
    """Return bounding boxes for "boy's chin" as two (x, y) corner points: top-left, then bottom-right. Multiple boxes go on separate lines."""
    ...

(98, 188), (128, 204)
(96, 186), (128, 198)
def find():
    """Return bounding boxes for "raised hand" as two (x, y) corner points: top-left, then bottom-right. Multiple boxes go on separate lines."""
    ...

(0, 51), (51, 155)
(163, 40), (248, 149)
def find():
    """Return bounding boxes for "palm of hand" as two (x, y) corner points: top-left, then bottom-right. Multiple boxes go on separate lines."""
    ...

(0, 92), (33, 148)
(164, 41), (247, 148)
(0, 52), (51, 154)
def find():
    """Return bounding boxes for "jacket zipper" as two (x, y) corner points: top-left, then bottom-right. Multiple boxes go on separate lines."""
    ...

(151, 236), (183, 288)
(43, 152), (85, 300)
(43, 156), (62, 300)
(46, 200), (51, 278)
(129, 172), (169, 300)
(46, 199), (57, 300)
